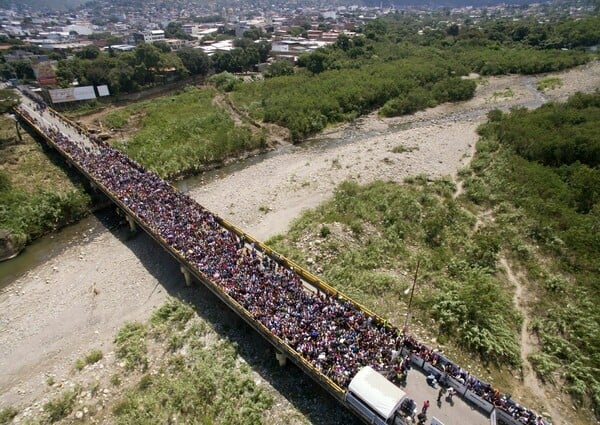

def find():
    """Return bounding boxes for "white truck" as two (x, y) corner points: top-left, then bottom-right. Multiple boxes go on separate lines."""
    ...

(345, 366), (418, 425)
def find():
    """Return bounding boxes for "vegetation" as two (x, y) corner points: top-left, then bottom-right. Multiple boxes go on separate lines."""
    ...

(0, 32), (267, 94)
(465, 93), (600, 413)
(114, 321), (148, 371)
(85, 349), (104, 365)
(0, 115), (92, 244)
(0, 407), (18, 425)
(233, 53), (478, 141)
(536, 77), (563, 92)
(0, 89), (19, 113)
(110, 86), (266, 179)
(267, 92), (600, 417)
(112, 299), (273, 424)
(268, 177), (521, 366)
(230, 14), (593, 142)
(43, 388), (79, 423)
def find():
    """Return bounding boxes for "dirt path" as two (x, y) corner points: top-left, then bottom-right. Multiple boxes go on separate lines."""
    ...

(501, 257), (567, 425)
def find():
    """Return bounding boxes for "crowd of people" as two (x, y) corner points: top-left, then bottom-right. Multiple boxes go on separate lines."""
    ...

(404, 336), (547, 424)
(14, 91), (547, 424)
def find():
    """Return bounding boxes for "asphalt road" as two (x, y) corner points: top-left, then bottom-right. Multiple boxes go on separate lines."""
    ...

(404, 368), (489, 425)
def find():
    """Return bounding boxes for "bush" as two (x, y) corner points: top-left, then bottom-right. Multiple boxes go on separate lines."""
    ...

(104, 109), (130, 129)
(536, 77), (563, 92)
(85, 349), (103, 365)
(114, 322), (148, 371)
(467, 92), (600, 412)
(379, 88), (433, 117)
(431, 77), (476, 103)
(151, 299), (194, 329)
(0, 407), (18, 425)
(209, 72), (241, 92)
(43, 389), (78, 423)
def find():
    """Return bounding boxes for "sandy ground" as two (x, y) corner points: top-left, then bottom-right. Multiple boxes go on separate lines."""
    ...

(1, 61), (599, 423)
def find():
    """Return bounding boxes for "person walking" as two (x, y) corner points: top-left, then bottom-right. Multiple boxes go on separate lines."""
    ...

(437, 387), (445, 402)
(422, 400), (430, 415)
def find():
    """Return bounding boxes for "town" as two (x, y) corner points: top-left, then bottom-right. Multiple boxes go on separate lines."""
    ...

(0, 0), (595, 97)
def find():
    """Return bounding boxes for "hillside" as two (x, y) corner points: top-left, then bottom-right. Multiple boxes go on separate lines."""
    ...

(0, 0), (86, 11)
(265, 91), (600, 423)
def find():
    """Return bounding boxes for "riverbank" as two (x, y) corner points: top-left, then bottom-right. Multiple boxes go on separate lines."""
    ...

(1, 62), (599, 424)
(0, 114), (94, 262)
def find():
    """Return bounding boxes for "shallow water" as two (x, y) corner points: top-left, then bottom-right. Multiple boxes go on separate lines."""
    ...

(0, 211), (119, 291)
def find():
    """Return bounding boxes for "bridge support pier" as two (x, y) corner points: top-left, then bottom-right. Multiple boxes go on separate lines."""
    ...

(275, 351), (287, 366)
(180, 265), (192, 287)
(125, 215), (137, 233)
(14, 120), (22, 142)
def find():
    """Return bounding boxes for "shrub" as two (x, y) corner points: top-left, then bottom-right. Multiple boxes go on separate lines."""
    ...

(0, 407), (18, 425)
(151, 299), (194, 329)
(74, 358), (85, 371)
(85, 349), (103, 365)
(536, 77), (562, 92)
(43, 389), (78, 423)
(209, 72), (241, 92)
(114, 322), (148, 371)
(110, 374), (122, 387)
(104, 109), (130, 129)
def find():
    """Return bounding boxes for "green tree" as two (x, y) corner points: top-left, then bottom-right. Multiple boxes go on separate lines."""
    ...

(176, 47), (209, 76)
(264, 60), (294, 78)
(75, 45), (100, 60)
(164, 22), (193, 40)
(135, 43), (161, 68)
(0, 89), (19, 113)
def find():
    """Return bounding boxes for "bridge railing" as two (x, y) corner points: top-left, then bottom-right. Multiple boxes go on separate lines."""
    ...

(13, 104), (348, 403)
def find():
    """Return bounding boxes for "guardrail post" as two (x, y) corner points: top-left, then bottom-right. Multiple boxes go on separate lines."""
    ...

(125, 215), (137, 233)
(180, 265), (192, 287)
(275, 351), (287, 366)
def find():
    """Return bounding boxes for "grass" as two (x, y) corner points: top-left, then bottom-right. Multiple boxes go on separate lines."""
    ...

(111, 299), (273, 424)
(74, 358), (85, 371)
(492, 88), (515, 99)
(464, 96), (600, 415)
(0, 115), (92, 244)
(85, 349), (103, 365)
(103, 109), (131, 129)
(268, 177), (521, 367)
(114, 322), (148, 371)
(43, 388), (79, 423)
(110, 86), (266, 179)
(0, 407), (17, 425)
(110, 374), (122, 387)
(391, 144), (418, 154)
(536, 77), (563, 92)
(74, 349), (103, 371)
(61, 100), (105, 118)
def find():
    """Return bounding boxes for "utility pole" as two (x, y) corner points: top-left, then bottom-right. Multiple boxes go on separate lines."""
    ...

(402, 257), (420, 336)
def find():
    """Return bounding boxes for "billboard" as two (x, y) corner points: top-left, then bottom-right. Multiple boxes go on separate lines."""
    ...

(97, 85), (110, 97)
(49, 86), (97, 103)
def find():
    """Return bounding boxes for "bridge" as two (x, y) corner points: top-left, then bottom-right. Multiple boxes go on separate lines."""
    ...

(12, 88), (546, 425)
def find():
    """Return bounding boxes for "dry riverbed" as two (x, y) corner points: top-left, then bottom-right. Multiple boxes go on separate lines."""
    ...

(1, 61), (599, 424)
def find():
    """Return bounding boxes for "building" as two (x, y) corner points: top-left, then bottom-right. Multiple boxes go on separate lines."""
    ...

(140, 29), (165, 44)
